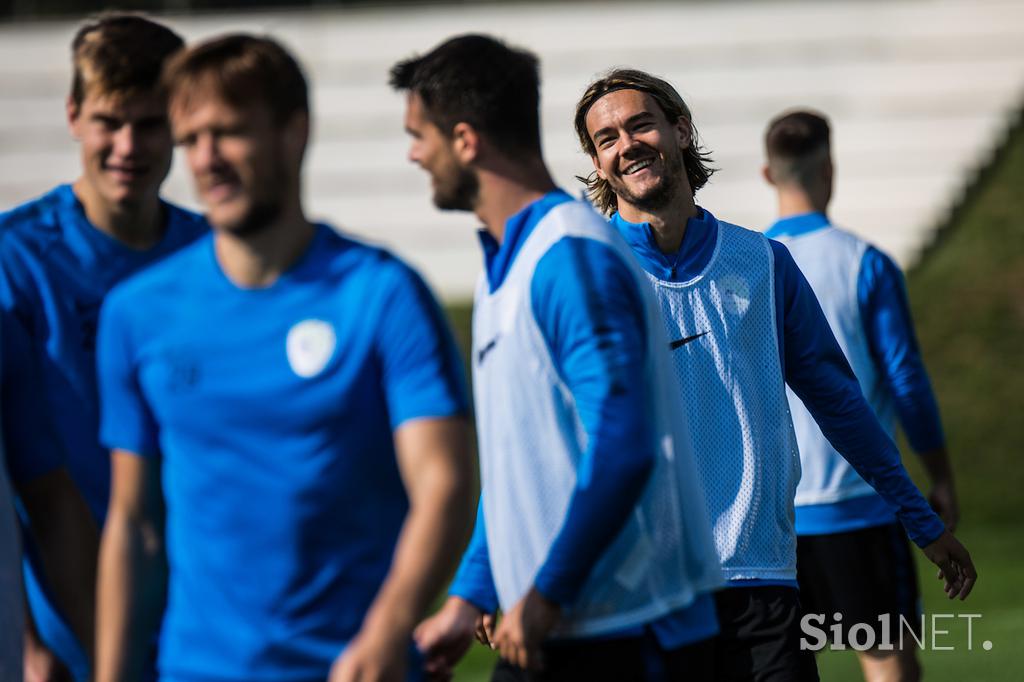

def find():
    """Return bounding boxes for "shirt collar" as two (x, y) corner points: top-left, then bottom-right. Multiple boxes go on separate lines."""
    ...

(609, 206), (719, 281)
(477, 189), (573, 293)
(765, 211), (830, 239)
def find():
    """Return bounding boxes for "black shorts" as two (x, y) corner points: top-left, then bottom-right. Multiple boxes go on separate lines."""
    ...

(490, 630), (715, 682)
(713, 586), (820, 682)
(797, 521), (922, 648)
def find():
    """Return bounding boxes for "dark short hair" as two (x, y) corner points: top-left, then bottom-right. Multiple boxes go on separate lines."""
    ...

(389, 34), (543, 158)
(163, 34), (309, 125)
(574, 69), (716, 215)
(69, 13), (184, 107)
(764, 109), (831, 186)
(765, 109), (831, 160)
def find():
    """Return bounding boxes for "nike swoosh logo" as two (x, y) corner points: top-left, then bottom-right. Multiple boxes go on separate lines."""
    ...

(669, 331), (708, 350)
(477, 335), (500, 365)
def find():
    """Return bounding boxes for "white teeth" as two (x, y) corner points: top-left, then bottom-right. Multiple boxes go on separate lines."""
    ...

(624, 159), (654, 175)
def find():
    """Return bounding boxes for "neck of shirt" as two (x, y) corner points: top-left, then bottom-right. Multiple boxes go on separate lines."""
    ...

(477, 189), (574, 293)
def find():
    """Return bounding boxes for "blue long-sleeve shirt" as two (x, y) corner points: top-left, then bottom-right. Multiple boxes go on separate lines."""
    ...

(767, 212), (946, 533)
(450, 191), (717, 647)
(611, 208), (945, 548)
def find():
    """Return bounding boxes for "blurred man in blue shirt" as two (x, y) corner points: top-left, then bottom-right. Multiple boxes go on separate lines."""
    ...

(94, 35), (474, 682)
(763, 109), (958, 682)
(0, 15), (205, 680)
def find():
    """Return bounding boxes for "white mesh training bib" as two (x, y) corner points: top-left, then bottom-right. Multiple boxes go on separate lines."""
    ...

(775, 226), (896, 506)
(643, 222), (800, 581)
(473, 200), (722, 637)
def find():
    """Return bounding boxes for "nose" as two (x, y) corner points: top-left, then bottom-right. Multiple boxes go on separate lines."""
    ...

(407, 141), (421, 166)
(189, 132), (220, 172)
(112, 123), (138, 158)
(620, 131), (643, 154)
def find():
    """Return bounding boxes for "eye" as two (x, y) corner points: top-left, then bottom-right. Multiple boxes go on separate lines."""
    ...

(95, 115), (121, 132)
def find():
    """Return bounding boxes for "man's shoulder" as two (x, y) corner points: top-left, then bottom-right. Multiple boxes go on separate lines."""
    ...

(0, 185), (70, 241)
(540, 198), (610, 234)
(316, 224), (423, 283)
(163, 201), (210, 241)
(108, 235), (210, 309)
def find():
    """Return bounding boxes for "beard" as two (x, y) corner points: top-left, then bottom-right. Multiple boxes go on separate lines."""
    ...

(432, 164), (479, 212)
(229, 197), (284, 237)
(611, 147), (685, 212)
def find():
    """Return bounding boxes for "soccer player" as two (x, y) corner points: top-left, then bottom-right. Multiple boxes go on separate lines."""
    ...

(94, 34), (474, 682)
(0, 14), (205, 680)
(574, 69), (976, 681)
(393, 35), (723, 681)
(763, 109), (958, 682)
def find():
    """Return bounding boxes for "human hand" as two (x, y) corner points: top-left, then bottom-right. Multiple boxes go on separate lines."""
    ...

(23, 631), (72, 682)
(414, 596), (482, 681)
(492, 587), (560, 671)
(329, 623), (408, 682)
(921, 529), (977, 600)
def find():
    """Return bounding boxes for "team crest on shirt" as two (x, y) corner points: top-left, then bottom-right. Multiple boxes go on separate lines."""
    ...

(286, 319), (336, 378)
(716, 274), (751, 316)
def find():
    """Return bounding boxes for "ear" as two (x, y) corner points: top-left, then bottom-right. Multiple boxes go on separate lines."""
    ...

(761, 164), (776, 187)
(675, 117), (692, 151)
(590, 151), (606, 179)
(66, 96), (81, 138)
(284, 110), (310, 160)
(451, 122), (479, 164)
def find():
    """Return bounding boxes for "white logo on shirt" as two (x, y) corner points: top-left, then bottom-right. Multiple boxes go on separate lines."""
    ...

(286, 319), (336, 378)
(717, 274), (751, 316)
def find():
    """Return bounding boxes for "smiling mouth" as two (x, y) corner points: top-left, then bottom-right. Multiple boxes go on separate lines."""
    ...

(203, 178), (240, 203)
(106, 165), (149, 179)
(623, 158), (655, 175)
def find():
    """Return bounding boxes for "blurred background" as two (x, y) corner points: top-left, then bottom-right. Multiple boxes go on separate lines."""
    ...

(1, 0), (1022, 679)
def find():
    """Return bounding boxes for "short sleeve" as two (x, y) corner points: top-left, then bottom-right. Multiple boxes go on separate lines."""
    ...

(374, 259), (469, 429)
(0, 238), (63, 483)
(97, 288), (160, 457)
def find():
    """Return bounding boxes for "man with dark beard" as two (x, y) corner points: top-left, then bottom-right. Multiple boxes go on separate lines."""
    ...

(94, 35), (475, 682)
(394, 36), (723, 682)
(574, 69), (976, 682)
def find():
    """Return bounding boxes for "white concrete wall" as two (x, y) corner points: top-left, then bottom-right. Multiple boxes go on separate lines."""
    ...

(1, 0), (1022, 298)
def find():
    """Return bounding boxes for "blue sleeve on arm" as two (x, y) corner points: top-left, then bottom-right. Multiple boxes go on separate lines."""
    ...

(0, 240), (63, 482)
(449, 500), (499, 613)
(97, 289), (160, 457)
(529, 237), (656, 606)
(858, 247), (945, 453)
(375, 258), (469, 428)
(770, 240), (945, 547)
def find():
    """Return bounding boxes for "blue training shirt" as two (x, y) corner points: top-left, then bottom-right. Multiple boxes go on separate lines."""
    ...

(450, 190), (718, 649)
(766, 212), (946, 534)
(611, 208), (945, 549)
(97, 224), (468, 682)
(0, 183), (207, 680)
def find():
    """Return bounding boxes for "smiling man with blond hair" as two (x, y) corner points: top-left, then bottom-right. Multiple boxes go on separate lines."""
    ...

(0, 14), (206, 680)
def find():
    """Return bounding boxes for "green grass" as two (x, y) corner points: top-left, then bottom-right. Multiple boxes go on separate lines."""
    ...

(439, 115), (1024, 682)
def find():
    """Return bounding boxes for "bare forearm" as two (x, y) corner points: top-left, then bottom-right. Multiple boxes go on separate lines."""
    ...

(19, 469), (99, 657)
(918, 447), (954, 484)
(364, 461), (474, 637)
(95, 509), (166, 682)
